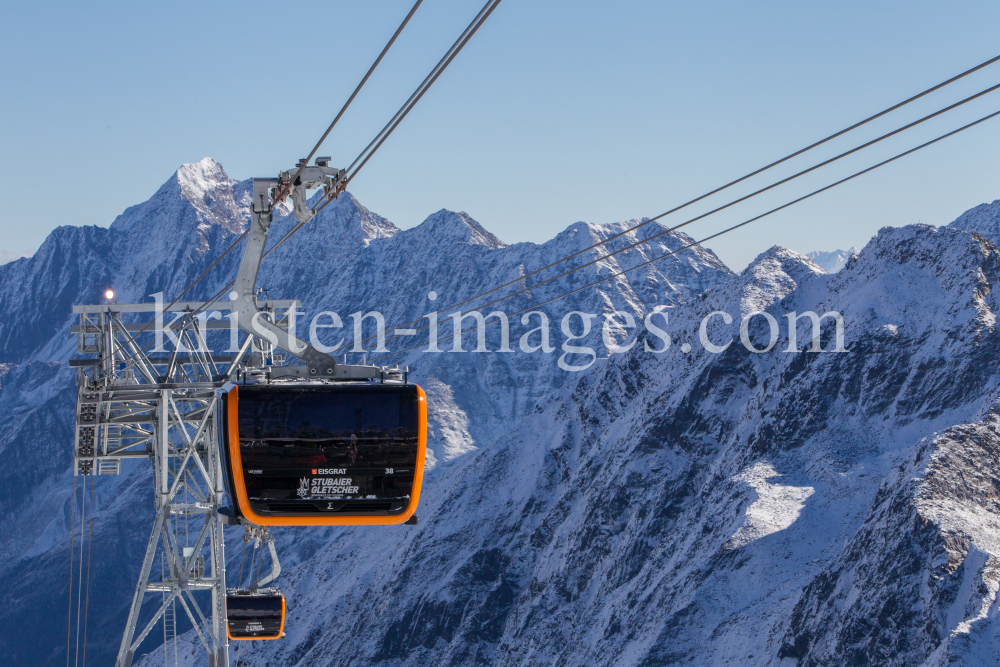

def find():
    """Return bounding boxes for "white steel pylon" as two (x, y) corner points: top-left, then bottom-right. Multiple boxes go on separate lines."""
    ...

(71, 298), (300, 667)
(71, 169), (391, 666)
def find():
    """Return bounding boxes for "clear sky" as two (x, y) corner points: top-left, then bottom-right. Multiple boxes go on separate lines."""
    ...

(2, 0), (999, 270)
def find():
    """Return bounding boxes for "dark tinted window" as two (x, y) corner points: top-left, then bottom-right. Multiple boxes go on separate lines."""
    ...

(239, 386), (418, 442)
(227, 595), (283, 618)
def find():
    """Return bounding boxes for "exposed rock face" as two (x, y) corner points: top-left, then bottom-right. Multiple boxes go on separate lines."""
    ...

(1, 163), (999, 667)
(949, 197), (1000, 248)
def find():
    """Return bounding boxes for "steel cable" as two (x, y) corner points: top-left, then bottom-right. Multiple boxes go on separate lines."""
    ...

(112, 73), (999, 370)
(276, 0), (425, 203)
(372, 80), (1000, 349)
(81, 473), (95, 666)
(107, 0), (504, 370)
(112, 0), (424, 355)
(65, 473), (77, 667)
(110, 228), (250, 361)
(373, 108), (1000, 361)
(363, 53), (1000, 346)
(109, 44), (994, 371)
(311, 0), (505, 215)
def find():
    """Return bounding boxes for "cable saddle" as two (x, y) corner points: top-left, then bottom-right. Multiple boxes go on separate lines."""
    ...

(274, 159), (346, 223)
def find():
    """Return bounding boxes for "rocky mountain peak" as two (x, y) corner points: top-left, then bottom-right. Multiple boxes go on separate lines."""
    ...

(174, 157), (228, 197)
(948, 197), (1000, 247)
(805, 247), (858, 273)
(110, 157), (245, 237)
(412, 209), (505, 249)
(848, 224), (1000, 293)
(735, 246), (825, 310)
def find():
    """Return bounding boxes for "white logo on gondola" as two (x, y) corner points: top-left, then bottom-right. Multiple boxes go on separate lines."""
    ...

(310, 477), (359, 495)
(246, 622), (264, 632)
(297, 477), (310, 498)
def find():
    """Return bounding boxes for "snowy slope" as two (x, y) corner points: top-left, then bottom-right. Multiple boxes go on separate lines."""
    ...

(949, 198), (1000, 250)
(2, 162), (1000, 666)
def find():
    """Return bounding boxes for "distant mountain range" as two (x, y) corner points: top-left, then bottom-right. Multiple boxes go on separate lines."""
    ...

(0, 249), (33, 266)
(2, 158), (1000, 666)
(804, 247), (858, 273)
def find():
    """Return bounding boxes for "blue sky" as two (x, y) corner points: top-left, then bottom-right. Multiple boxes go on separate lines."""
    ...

(2, 0), (999, 270)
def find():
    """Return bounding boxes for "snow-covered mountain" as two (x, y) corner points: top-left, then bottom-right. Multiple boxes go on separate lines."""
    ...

(949, 197), (1000, 246)
(2, 159), (1000, 666)
(804, 247), (857, 273)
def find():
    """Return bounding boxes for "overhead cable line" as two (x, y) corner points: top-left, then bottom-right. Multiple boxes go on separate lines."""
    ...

(312, 0), (505, 214)
(275, 0), (425, 204)
(365, 52), (1000, 344)
(65, 475), (76, 667)
(372, 79), (1000, 349)
(112, 1), (424, 357)
(109, 0), (505, 369)
(373, 107), (1000, 361)
(114, 72), (999, 370)
(112, 229), (251, 353)
(114, 39), (984, 368)
(263, 0), (505, 253)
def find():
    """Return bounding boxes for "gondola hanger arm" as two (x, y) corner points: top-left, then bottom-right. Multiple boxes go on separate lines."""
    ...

(254, 535), (281, 590)
(233, 162), (390, 380)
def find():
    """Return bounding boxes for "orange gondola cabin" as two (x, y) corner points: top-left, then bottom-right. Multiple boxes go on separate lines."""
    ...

(220, 382), (427, 526)
(226, 590), (286, 640)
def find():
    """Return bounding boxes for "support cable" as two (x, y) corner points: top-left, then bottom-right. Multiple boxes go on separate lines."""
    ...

(81, 472), (95, 666)
(109, 279), (237, 374)
(107, 0), (503, 370)
(110, 228), (250, 363)
(364, 54), (1000, 345)
(373, 81), (1000, 349)
(65, 473), (77, 667)
(311, 0), (505, 214)
(114, 1), (425, 355)
(275, 0), (425, 204)
(373, 108), (1000, 361)
(110, 71), (999, 371)
(114, 37), (987, 370)
(73, 474), (87, 667)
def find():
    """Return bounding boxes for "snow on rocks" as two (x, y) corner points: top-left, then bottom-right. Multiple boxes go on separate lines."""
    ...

(724, 462), (815, 550)
(4, 159), (1000, 666)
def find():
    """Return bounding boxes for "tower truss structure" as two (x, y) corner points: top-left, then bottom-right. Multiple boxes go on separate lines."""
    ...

(71, 298), (299, 667)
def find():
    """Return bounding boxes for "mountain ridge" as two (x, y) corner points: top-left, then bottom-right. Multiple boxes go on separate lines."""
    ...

(2, 160), (1000, 666)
